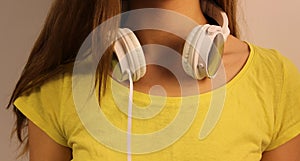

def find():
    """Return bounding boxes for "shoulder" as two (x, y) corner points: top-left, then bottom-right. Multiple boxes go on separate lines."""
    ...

(222, 36), (295, 85)
(41, 64), (73, 92)
(15, 63), (74, 111)
(225, 35), (299, 94)
(43, 64), (73, 90)
(245, 42), (300, 98)
(226, 35), (290, 71)
(250, 43), (287, 65)
(248, 43), (299, 82)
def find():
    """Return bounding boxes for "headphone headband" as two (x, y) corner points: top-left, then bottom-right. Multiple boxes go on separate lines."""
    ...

(122, 0), (230, 40)
(201, 0), (230, 40)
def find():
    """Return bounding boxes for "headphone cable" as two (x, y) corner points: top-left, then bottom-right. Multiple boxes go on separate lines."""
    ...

(125, 69), (133, 161)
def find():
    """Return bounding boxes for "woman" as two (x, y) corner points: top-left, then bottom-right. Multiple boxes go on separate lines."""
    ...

(7, 0), (300, 160)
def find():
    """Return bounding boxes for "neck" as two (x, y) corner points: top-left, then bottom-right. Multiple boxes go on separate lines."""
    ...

(124, 0), (208, 53)
(128, 0), (207, 25)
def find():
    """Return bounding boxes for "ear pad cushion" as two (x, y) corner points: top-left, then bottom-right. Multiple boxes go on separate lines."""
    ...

(123, 28), (146, 80)
(118, 28), (139, 81)
(190, 24), (210, 80)
(113, 38), (130, 81)
(182, 25), (210, 80)
(193, 25), (211, 79)
(182, 26), (201, 79)
(117, 28), (146, 82)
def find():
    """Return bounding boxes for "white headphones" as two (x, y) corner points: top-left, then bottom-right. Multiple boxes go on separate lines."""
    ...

(113, 0), (230, 82)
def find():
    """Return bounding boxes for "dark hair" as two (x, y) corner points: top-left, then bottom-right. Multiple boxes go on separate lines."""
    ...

(6, 0), (239, 155)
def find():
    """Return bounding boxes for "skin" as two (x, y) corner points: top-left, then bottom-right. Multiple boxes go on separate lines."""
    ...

(28, 121), (72, 161)
(28, 0), (300, 160)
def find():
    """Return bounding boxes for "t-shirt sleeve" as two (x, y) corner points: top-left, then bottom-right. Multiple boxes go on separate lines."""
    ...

(14, 76), (68, 147)
(265, 56), (300, 151)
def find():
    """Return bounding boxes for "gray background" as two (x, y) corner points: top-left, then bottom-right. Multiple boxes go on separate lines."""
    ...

(1, 0), (299, 160)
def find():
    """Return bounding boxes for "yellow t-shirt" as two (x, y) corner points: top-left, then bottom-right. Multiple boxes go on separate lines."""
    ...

(14, 43), (300, 161)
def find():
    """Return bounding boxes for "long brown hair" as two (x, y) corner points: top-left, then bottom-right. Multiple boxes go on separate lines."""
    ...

(6, 0), (239, 155)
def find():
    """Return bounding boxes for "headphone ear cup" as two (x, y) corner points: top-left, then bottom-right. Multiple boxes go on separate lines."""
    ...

(114, 28), (146, 82)
(183, 24), (225, 80)
(182, 26), (201, 79)
(118, 28), (139, 81)
(182, 25), (209, 80)
(123, 28), (146, 80)
(193, 25), (211, 80)
(113, 32), (130, 81)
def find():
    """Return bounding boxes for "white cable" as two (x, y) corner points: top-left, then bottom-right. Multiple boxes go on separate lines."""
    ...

(125, 69), (133, 161)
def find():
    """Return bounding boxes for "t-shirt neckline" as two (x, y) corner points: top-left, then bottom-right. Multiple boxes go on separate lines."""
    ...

(107, 42), (255, 102)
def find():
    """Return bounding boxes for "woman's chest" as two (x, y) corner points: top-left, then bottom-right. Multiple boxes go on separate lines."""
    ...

(66, 92), (272, 161)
